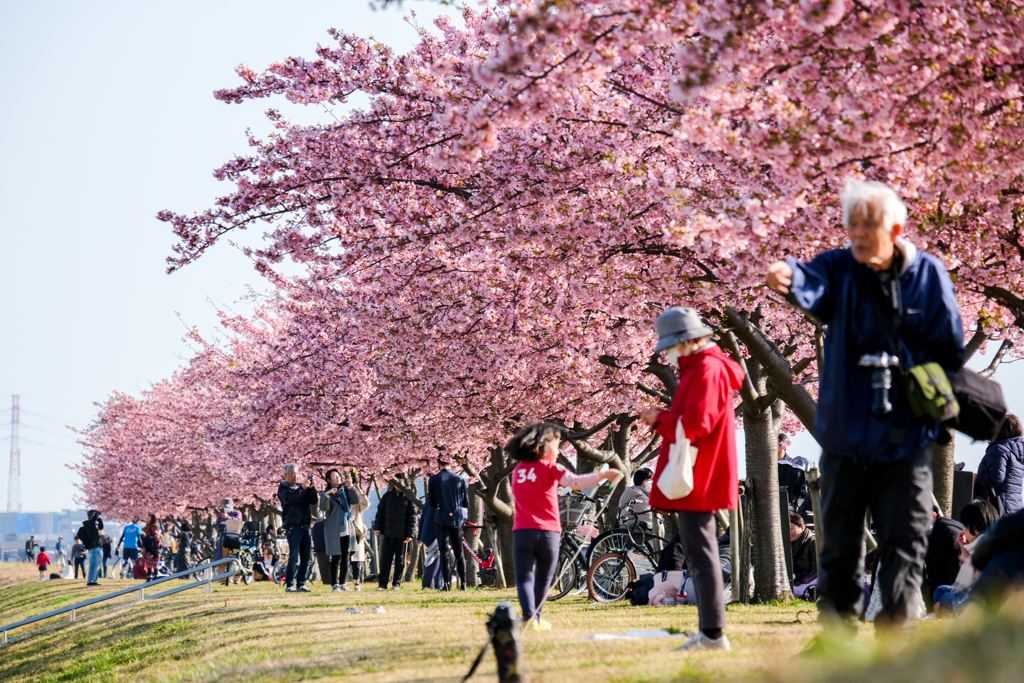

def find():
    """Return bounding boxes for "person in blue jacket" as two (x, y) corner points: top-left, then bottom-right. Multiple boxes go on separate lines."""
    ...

(767, 179), (964, 632)
(976, 414), (1023, 516)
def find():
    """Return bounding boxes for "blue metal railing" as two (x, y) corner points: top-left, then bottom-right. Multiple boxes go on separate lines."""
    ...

(1, 557), (242, 644)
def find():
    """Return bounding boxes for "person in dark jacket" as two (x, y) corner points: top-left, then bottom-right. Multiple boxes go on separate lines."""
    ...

(374, 485), (419, 590)
(768, 180), (964, 632)
(924, 506), (964, 605)
(175, 521), (193, 574)
(967, 507), (1024, 608)
(790, 513), (817, 586)
(976, 414), (1024, 516)
(277, 463), (318, 592)
(426, 456), (469, 591)
(80, 510), (105, 586)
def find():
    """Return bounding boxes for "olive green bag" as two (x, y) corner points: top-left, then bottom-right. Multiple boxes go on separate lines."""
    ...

(904, 362), (959, 422)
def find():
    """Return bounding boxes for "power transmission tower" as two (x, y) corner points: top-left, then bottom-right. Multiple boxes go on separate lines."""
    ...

(7, 395), (21, 513)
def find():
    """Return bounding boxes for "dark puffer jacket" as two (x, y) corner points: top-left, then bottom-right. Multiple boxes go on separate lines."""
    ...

(977, 436), (1024, 515)
(374, 488), (419, 540)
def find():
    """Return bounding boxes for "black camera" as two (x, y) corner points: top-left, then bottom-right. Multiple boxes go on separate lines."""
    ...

(859, 352), (900, 417)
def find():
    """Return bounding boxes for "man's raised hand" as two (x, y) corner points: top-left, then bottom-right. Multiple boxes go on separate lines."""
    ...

(766, 260), (793, 294)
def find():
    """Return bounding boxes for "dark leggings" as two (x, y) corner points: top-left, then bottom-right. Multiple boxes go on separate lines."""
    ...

(513, 529), (560, 621)
(435, 524), (467, 589)
(329, 552), (349, 586)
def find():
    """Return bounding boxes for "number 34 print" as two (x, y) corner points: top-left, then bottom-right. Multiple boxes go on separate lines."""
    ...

(516, 468), (537, 483)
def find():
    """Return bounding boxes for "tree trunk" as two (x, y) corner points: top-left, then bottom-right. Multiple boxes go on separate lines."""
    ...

(464, 483), (484, 587)
(743, 403), (793, 602)
(493, 513), (516, 587)
(404, 540), (420, 584)
(932, 427), (956, 516)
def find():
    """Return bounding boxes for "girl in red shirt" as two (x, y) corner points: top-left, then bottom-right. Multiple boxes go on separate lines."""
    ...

(36, 547), (51, 581)
(506, 422), (619, 630)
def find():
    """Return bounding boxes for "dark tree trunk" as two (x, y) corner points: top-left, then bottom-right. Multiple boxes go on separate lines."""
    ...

(932, 427), (956, 516)
(743, 401), (792, 602)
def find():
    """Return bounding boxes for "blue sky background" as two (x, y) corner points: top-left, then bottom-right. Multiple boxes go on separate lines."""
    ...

(1, 1), (1020, 512)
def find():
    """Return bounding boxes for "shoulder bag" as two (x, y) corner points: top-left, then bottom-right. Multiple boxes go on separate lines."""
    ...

(656, 417), (699, 500)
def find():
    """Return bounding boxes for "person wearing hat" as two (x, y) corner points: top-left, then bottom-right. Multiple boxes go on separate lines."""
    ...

(215, 498), (244, 584)
(639, 306), (743, 651)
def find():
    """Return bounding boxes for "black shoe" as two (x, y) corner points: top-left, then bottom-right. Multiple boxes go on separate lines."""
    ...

(86, 582), (100, 586)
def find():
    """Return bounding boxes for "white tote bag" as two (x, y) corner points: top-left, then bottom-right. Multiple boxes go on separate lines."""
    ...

(657, 417), (699, 500)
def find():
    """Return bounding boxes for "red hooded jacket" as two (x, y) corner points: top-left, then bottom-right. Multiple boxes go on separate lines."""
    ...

(648, 344), (743, 513)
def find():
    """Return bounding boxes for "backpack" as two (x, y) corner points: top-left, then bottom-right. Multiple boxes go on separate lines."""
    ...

(222, 518), (244, 550)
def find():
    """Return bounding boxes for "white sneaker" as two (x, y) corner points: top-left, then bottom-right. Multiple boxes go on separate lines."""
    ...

(390, 585), (401, 591)
(673, 632), (730, 651)
(354, 584), (361, 591)
(332, 584), (341, 592)
(285, 585), (297, 593)
(377, 586), (388, 591)
(339, 584), (350, 591)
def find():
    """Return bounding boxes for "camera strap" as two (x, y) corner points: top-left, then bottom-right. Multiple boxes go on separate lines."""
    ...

(856, 260), (914, 364)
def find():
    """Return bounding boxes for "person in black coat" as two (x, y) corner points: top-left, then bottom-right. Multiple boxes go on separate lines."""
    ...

(789, 513), (817, 586)
(277, 463), (319, 592)
(924, 505), (963, 603)
(374, 486), (419, 589)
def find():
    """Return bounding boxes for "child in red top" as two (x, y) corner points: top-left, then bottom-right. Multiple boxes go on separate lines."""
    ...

(506, 422), (619, 630)
(36, 547), (51, 581)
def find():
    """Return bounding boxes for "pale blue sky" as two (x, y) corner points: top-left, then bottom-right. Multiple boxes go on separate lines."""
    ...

(0, 1), (1019, 512)
(0, 0), (460, 511)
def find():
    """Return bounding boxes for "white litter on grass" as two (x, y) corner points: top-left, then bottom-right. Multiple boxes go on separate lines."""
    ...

(372, 606), (386, 614)
(585, 630), (688, 640)
(346, 607), (362, 614)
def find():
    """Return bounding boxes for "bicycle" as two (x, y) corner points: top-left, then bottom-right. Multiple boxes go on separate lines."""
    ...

(586, 502), (670, 602)
(548, 490), (605, 601)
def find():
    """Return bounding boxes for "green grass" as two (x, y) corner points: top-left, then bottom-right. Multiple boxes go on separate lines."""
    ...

(1, 562), (1023, 682)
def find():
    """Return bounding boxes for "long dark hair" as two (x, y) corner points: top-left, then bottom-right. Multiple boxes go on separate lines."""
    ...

(146, 514), (157, 528)
(324, 469), (342, 491)
(996, 414), (1022, 442)
(505, 422), (562, 463)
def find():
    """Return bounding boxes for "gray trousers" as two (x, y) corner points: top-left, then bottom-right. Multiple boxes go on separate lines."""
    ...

(678, 511), (726, 633)
(818, 446), (933, 628)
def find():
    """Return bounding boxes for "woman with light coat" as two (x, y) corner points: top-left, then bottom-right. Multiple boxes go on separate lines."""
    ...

(320, 469), (369, 591)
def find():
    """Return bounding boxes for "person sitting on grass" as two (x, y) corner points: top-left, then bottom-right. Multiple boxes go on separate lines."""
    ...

(933, 499), (1000, 615)
(36, 546), (51, 581)
(505, 422), (619, 631)
(790, 513), (818, 596)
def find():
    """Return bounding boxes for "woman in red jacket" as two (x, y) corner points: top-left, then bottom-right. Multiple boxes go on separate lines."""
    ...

(640, 307), (743, 651)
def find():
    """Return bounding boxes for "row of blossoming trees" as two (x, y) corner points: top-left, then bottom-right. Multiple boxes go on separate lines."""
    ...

(77, 0), (1024, 600)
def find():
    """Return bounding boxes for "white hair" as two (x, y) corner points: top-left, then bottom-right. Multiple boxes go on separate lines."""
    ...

(840, 179), (908, 233)
(283, 463), (298, 475)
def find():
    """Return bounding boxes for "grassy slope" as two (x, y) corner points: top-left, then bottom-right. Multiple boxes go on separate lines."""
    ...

(0, 563), (1022, 683)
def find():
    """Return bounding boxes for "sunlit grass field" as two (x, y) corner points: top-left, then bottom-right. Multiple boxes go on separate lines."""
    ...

(1, 562), (1022, 682)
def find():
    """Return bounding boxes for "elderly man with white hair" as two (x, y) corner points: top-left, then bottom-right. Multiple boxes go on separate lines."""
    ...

(278, 463), (319, 592)
(767, 180), (965, 633)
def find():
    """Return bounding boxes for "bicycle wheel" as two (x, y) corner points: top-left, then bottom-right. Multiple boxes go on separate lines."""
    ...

(548, 542), (581, 601)
(586, 529), (631, 564)
(587, 552), (636, 602)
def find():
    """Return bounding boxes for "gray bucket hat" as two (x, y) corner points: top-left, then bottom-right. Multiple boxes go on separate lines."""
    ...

(653, 307), (713, 353)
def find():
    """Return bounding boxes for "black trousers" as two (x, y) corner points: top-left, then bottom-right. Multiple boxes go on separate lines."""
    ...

(818, 446), (933, 628)
(677, 511), (726, 633)
(74, 558), (86, 579)
(329, 535), (350, 586)
(378, 536), (406, 587)
(513, 529), (560, 621)
(435, 523), (466, 589)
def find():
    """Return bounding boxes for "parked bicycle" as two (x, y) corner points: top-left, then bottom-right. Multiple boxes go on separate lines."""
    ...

(587, 500), (670, 602)
(548, 489), (604, 601)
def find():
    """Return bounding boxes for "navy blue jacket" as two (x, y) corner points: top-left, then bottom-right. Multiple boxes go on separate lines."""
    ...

(977, 437), (1024, 515)
(786, 242), (964, 461)
(426, 469), (469, 528)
